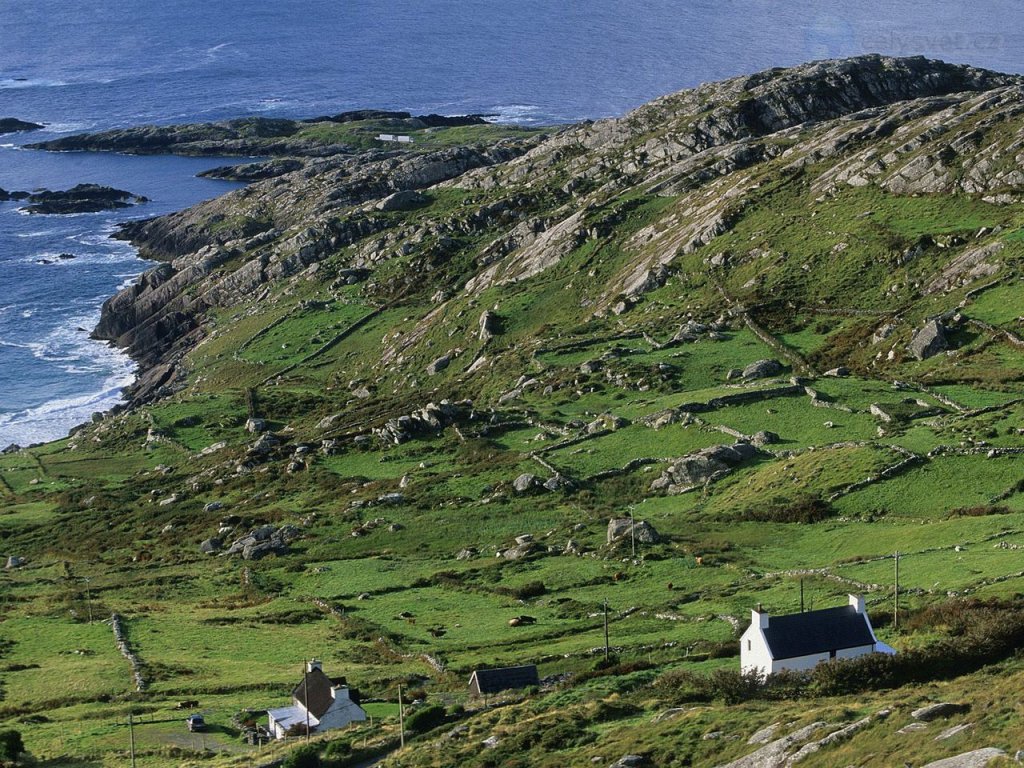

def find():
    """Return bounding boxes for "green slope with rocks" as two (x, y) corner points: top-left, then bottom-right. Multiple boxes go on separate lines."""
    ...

(2, 55), (1024, 767)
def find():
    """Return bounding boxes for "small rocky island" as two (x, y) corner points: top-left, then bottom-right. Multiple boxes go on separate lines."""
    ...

(8, 184), (148, 214)
(0, 117), (44, 134)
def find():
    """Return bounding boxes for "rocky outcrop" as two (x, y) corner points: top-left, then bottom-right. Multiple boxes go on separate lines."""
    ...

(912, 702), (971, 721)
(199, 157), (304, 181)
(371, 400), (474, 445)
(742, 359), (784, 381)
(22, 184), (144, 214)
(607, 518), (661, 545)
(222, 524), (301, 560)
(909, 319), (950, 360)
(650, 443), (759, 494)
(919, 749), (1006, 768)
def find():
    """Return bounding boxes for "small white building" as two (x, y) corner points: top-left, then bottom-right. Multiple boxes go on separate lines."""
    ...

(267, 660), (366, 739)
(740, 594), (896, 676)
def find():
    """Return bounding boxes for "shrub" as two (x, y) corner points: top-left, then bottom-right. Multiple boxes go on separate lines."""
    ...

(496, 580), (547, 600)
(739, 494), (834, 524)
(0, 730), (24, 763)
(405, 703), (447, 734)
(282, 743), (320, 768)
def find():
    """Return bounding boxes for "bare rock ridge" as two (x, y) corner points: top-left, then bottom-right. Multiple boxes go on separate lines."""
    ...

(69, 55), (1024, 405)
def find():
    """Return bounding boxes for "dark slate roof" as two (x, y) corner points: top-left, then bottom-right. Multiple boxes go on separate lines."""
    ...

(763, 605), (875, 660)
(292, 668), (344, 719)
(469, 665), (540, 694)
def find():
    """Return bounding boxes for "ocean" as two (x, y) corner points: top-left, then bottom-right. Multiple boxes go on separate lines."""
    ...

(1, 0), (1022, 447)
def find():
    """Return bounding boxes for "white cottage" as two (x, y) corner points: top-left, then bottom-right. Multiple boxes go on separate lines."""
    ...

(267, 660), (366, 739)
(740, 594), (896, 676)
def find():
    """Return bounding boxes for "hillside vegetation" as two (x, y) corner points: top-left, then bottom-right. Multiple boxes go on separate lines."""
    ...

(2, 55), (1024, 767)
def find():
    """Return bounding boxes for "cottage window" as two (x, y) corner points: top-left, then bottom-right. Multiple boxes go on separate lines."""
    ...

(747, 640), (751, 651)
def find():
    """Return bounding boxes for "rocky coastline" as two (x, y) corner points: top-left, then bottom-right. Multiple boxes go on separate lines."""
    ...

(30, 55), (1024, 411)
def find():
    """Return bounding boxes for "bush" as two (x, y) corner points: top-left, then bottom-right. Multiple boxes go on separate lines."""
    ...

(405, 703), (447, 735)
(0, 730), (24, 763)
(496, 580), (547, 600)
(739, 494), (834, 524)
(282, 743), (321, 768)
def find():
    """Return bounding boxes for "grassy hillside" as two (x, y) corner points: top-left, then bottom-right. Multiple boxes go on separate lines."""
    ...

(2, 56), (1024, 767)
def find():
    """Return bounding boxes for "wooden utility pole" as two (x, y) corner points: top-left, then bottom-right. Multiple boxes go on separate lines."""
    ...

(894, 551), (900, 630)
(129, 712), (137, 768)
(303, 661), (310, 742)
(603, 600), (610, 660)
(800, 578), (805, 612)
(398, 684), (405, 748)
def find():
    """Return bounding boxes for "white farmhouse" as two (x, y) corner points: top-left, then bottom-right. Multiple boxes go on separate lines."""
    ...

(740, 594), (896, 676)
(267, 660), (366, 739)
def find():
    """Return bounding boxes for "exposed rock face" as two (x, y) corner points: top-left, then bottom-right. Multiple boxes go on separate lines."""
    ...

(919, 749), (1006, 768)
(222, 524), (300, 560)
(742, 359), (783, 381)
(650, 443), (759, 494)
(912, 702), (971, 721)
(199, 158), (304, 181)
(513, 473), (539, 493)
(478, 311), (498, 342)
(372, 401), (473, 444)
(375, 190), (427, 211)
(426, 354), (451, 375)
(607, 518), (661, 545)
(909, 319), (950, 360)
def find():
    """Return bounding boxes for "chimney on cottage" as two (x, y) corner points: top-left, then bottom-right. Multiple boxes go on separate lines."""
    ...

(306, 659), (323, 673)
(849, 594), (866, 614)
(331, 684), (351, 702)
(752, 603), (769, 629)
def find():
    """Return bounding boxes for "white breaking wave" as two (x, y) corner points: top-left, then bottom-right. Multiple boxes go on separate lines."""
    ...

(488, 104), (544, 124)
(0, 77), (68, 90)
(41, 121), (97, 134)
(16, 229), (61, 238)
(0, 359), (134, 447)
(0, 316), (136, 447)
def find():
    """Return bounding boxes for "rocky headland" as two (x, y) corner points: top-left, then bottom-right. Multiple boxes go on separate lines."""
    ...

(55, 55), (1023, 404)
(25, 110), (493, 158)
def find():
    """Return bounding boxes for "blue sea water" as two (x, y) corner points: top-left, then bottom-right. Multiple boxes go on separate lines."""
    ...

(1, 0), (1022, 446)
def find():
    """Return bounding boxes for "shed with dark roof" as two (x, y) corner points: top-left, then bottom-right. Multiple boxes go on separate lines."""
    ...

(468, 665), (540, 696)
(740, 594), (896, 676)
